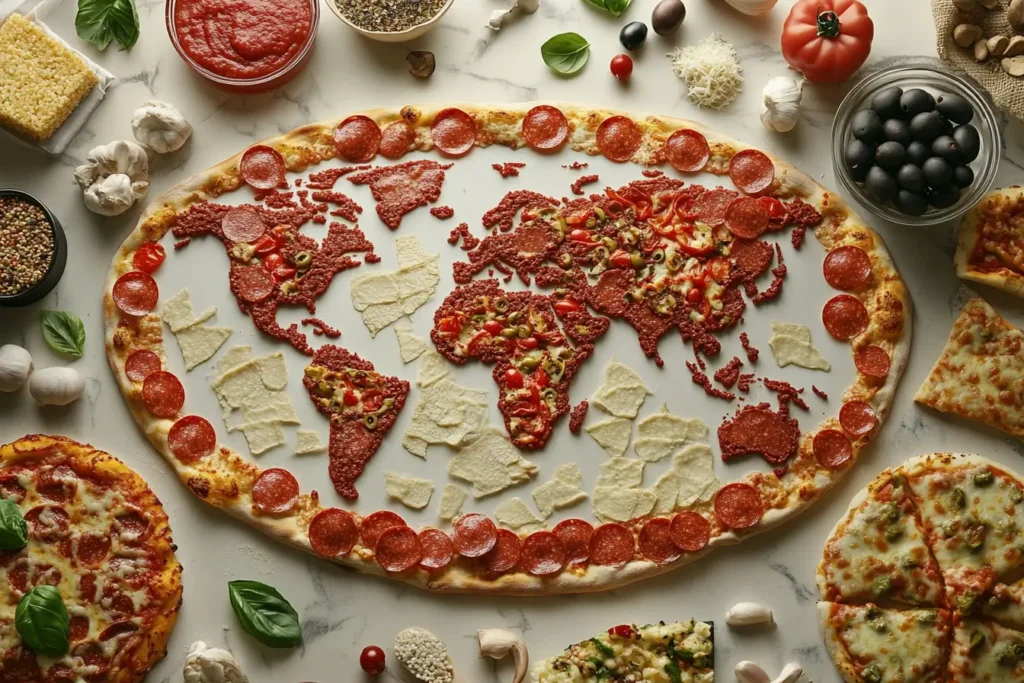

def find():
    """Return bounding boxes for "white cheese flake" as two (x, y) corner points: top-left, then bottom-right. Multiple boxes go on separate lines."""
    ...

(668, 33), (744, 110)
(385, 472), (434, 509)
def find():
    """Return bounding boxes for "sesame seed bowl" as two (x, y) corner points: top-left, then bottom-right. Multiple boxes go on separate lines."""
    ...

(0, 189), (67, 307)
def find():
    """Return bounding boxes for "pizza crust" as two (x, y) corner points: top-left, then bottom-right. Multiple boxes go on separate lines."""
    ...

(954, 187), (1024, 297)
(817, 602), (866, 683)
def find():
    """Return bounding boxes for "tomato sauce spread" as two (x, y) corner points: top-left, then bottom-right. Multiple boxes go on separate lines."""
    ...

(173, 0), (313, 80)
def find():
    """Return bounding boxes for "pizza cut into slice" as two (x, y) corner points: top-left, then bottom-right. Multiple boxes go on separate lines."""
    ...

(904, 454), (1024, 615)
(817, 469), (945, 607)
(947, 618), (1024, 681)
(986, 579), (1024, 630)
(303, 345), (410, 499)
(914, 297), (1024, 439)
(954, 187), (1024, 298)
(818, 603), (952, 683)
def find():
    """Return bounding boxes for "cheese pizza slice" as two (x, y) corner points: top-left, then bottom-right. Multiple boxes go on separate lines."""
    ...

(817, 470), (944, 607)
(904, 455), (1024, 615)
(947, 618), (1024, 681)
(915, 297), (1024, 439)
(818, 603), (951, 683)
(986, 580), (1024, 630)
(955, 187), (1024, 298)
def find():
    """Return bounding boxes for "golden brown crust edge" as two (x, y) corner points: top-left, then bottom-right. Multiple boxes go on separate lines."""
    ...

(954, 186), (1024, 298)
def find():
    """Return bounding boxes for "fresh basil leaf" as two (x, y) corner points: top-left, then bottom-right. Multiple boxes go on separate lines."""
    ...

(15, 586), (69, 657)
(228, 580), (301, 648)
(541, 33), (591, 76)
(40, 311), (86, 358)
(75, 0), (140, 51)
(583, 0), (632, 16)
(0, 499), (27, 551)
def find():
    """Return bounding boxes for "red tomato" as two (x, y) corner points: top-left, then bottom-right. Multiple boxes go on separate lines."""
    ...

(504, 367), (524, 389)
(782, 0), (873, 84)
(610, 54), (633, 80)
(533, 367), (549, 389)
(686, 288), (703, 304)
(253, 235), (278, 255)
(518, 337), (538, 351)
(608, 624), (634, 638)
(343, 390), (359, 406)
(360, 645), (386, 675)
(263, 252), (284, 270)
(133, 243), (166, 273)
(552, 299), (581, 316)
(757, 196), (785, 220)
(438, 315), (462, 335)
(273, 266), (296, 282)
(569, 228), (594, 243)
(483, 320), (504, 336)
(609, 250), (633, 269)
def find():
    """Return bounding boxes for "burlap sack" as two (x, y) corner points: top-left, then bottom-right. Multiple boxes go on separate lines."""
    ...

(932, 0), (1024, 121)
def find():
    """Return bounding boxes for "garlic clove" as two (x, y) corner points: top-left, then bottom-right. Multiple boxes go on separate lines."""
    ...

(0, 345), (33, 392)
(735, 661), (771, 683)
(132, 100), (192, 154)
(478, 629), (529, 683)
(726, 601), (775, 627)
(29, 367), (84, 406)
(772, 662), (803, 683)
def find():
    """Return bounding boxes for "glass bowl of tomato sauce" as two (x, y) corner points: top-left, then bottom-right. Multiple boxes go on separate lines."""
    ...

(167, 0), (319, 94)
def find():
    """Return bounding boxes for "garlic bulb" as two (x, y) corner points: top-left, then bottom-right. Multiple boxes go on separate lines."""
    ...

(0, 345), (33, 392)
(760, 77), (803, 133)
(29, 367), (84, 406)
(183, 641), (248, 683)
(723, 0), (779, 15)
(478, 629), (529, 683)
(74, 140), (150, 216)
(132, 100), (192, 154)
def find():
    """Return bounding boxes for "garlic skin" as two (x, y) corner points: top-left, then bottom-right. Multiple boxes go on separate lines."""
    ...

(736, 661), (771, 683)
(74, 141), (150, 216)
(478, 629), (529, 683)
(487, 0), (539, 30)
(132, 100), (192, 154)
(723, 0), (779, 15)
(0, 345), (33, 392)
(773, 662), (803, 683)
(28, 367), (84, 406)
(183, 641), (248, 683)
(726, 601), (775, 627)
(760, 77), (803, 133)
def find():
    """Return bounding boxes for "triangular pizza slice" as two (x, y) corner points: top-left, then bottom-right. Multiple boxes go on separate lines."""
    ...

(947, 618), (1024, 681)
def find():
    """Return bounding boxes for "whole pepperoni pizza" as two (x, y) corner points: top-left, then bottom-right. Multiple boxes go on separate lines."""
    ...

(0, 435), (182, 682)
(103, 104), (911, 594)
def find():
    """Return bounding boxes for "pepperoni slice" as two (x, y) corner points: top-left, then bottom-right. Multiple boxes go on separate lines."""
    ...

(714, 483), (764, 531)
(112, 271), (158, 317)
(664, 129), (710, 172)
(589, 268), (631, 317)
(725, 197), (770, 239)
(309, 508), (358, 558)
(418, 528), (455, 571)
(453, 513), (497, 558)
(114, 512), (149, 542)
(24, 506), (70, 541)
(522, 105), (570, 152)
(379, 121), (416, 159)
(141, 371), (184, 419)
(670, 512), (711, 553)
(481, 529), (521, 574)
(124, 349), (161, 382)
(375, 526), (421, 572)
(839, 400), (878, 437)
(251, 468), (299, 515)
(729, 149), (776, 195)
(76, 533), (111, 566)
(221, 206), (267, 243)
(333, 115), (381, 163)
(822, 294), (869, 341)
(638, 518), (681, 565)
(553, 518), (594, 565)
(167, 415), (216, 463)
(520, 531), (566, 576)
(36, 466), (76, 503)
(240, 145), (286, 190)
(730, 239), (774, 277)
(360, 511), (406, 550)
(854, 345), (891, 379)
(692, 188), (739, 227)
(596, 116), (643, 163)
(823, 245), (872, 291)
(234, 265), (276, 303)
(589, 523), (635, 567)
(69, 615), (90, 642)
(431, 108), (477, 157)
(99, 620), (138, 642)
(813, 429), (853, 469)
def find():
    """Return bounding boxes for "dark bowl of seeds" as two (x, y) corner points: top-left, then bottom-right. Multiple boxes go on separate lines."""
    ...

(0, 190), (67, 307)
(328, 0), (453, 42)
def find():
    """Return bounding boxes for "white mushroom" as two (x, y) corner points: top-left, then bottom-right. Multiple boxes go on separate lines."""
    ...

(394, 627), (454, 683)
(132, 100), (192, 154)
(0, 345), (32, 392)
(74, 140), (150, 216)
(478, 629), (529, 683)
(183, 641), (248, 683)
(28, 367), (84, 406)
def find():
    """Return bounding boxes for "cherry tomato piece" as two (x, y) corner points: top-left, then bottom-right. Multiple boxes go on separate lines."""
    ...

(609, 250), (633, 269)
(518, 337), (538, 351)
(343, 390), (359, 406)
(133, 243), (166, 273)
(609, 624), (635, 638)
(504, 368), (524, 389)
(263, 252), (284, 270)
(360, 645), (386, 675)
(273, 266), (296, 282)
(686, 288), (703, 304)
(610, 54), (633, 80)
(553, 299), (581, 316)
(483, 320), (504, 336)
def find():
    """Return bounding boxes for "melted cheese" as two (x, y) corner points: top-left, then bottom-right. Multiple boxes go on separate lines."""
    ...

(831, 605), (950, 683)
(948, 619), (1024, 682)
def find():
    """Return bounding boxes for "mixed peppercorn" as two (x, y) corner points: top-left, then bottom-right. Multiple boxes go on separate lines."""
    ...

(0, 196), (54, 296)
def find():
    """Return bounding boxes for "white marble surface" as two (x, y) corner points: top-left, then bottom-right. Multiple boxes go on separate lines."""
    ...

(3, 1), (1024, 682)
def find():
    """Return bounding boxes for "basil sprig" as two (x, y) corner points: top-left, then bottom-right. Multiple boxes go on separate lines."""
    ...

(583, 0), (633, 16)
(541, 33), (591, 76)
(75, 0), (140, 51)
(228, 580), (301, 648)
(16, 586), (69, 657)
(0, 499), (27, 550)
(40, 311), (86, 358)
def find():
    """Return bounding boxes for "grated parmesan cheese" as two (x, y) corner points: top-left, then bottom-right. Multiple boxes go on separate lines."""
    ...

(667, 33), (743, 110)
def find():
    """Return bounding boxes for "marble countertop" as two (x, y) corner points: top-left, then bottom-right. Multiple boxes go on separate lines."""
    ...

(3, 0), (1024, 681)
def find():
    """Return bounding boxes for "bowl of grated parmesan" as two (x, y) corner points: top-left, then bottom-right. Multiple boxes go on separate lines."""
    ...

(667, 33), (744, 111)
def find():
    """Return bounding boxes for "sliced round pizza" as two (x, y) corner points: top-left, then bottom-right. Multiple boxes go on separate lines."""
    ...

(0, 435), (182, 683)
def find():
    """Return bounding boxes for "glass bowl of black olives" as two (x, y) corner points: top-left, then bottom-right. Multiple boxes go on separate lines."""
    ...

(832, 64), (1001, 226)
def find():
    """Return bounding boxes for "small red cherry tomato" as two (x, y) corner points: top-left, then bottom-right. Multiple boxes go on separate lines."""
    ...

(553, 299), (581, 316)
(273, 266), (296, 282)
(610, 54), (633, 80)
(518, 337), (539, 351)
(608, 624), (635, 638)
(609, 250), (633, 269)
(133, 243), (166, 273)
(569, 228), (593, 243)
(253, 235), (278, 255)
(263, 252), (284, 270)
(504, 367), (524, 389)
(360, 645), (386, 675)
(483, 320), (504, 336)
(686, 288), (703, 304)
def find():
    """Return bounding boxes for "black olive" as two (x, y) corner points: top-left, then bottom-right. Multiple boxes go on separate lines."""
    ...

(894, 190), (929, 217)
(896, 164), (927, 193)
(936, 93), (974, 125)
(846, 138), (876, 170)
(909, 111), (945, 143)
(851, 109), (883, 142)
(651, 0), (686, 36)
(931, 135), (965, 166)
(900, 88), (936, 117)
(875, 141), (906, 169)
(850, 163), (870, 183)
(882, 119), (913, 146)
(953, 124), (981, 163)
(953, 165), (975, 188)
(906, 141), (931, 166)
(871, 86), (904, 120)
(922, 157), (953, 186)
(866, 166), (899, 203)
(619, 22), (648, 51)
(929, 184), (961, 209)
